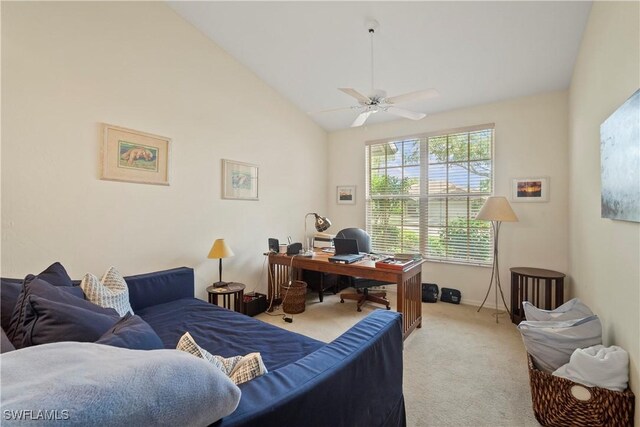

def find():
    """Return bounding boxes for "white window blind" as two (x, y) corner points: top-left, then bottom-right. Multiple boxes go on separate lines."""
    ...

(365, 126), (494, 266)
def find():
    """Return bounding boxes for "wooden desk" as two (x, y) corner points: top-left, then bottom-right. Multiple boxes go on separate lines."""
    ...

(268, 251), (424, 340)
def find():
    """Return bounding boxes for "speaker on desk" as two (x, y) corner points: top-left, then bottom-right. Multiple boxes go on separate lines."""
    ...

(268, 238), (279, 253)
(287, 243), (302, 255)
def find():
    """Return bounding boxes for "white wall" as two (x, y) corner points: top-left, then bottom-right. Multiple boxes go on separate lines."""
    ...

(568, 1), (640, 416)
(328, 91), (569, 308)
(1, 2), (328, 299)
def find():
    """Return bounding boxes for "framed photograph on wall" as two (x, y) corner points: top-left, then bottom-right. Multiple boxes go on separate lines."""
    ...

(511, 177), (549, 202)
(337, 185), (356, 205)
(222, 159), (259, 201)
(102, 124), (171, 185)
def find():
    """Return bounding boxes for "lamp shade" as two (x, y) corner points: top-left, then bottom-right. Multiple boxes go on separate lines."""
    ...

(313, 214), (332, 232)
(207, 239), (234, 259)
(476, 197), (519, 222)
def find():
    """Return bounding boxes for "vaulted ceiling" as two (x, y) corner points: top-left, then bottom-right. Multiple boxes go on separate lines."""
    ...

(168, 1), (592, 132)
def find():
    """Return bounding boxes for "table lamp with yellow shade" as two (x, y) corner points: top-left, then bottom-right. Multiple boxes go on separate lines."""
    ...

(208, 238), (234, 287)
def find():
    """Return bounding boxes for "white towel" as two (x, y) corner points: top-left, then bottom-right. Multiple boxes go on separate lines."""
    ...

(553, 345), (629, 391)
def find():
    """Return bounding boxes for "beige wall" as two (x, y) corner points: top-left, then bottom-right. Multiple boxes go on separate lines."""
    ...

(1, 2), (328, 299)
(568, 1), (640, 415)
(327, 91), (570, 308)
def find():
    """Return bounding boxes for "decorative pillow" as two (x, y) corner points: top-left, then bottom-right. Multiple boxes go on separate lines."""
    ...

(523, 298), (593, 322)
(177, 332), (267, 385)
(6, 262), (84, 345)
(96, 313), (164, 350)
(1, 279), (22, 331)
(26, 262), (84, 298)
(1, 327), (15, 354)
(7, 277), (117, 348)
(518, 315), (602, 373)
(22, 294), (119, 348)
(1, 342), (241, 426)
(80, 267), (134, 316)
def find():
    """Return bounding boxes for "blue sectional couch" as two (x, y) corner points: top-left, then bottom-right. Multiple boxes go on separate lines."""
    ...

(1, 266), (406, 426)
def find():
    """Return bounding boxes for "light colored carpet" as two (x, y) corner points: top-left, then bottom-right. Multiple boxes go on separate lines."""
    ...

(256, 287), (541, 427)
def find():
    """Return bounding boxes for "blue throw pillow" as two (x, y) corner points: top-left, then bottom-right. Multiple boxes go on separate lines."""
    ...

(1, 279), (22, 331)
(96, 313), (163, 350)
(1, 327), (15, 353)
(22, 295), (119, 348)
(28, 262), (84, 299)
(7, 278), (118, 348)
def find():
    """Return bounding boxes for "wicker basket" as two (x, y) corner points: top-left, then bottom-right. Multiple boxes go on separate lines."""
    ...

(527, 354), (635, 426)
(280, 280), (307, 314)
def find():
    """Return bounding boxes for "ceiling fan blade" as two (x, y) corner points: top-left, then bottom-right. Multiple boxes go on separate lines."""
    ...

(386, 106), (426, 121)
(309, 106), (356, 114)
(351, 111), (374, 127)
(385, 88), (440, 105)
(339, 88), (371, 104)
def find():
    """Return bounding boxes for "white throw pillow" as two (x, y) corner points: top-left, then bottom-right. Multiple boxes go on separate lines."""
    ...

(177, 332), (267, 385)
(523, 298), (593, 322)
(80, 267), (134, 316)
(518, 315), (602, 373)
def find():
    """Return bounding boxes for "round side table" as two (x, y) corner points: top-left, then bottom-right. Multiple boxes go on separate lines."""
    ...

(510, 267), (565, 324)
(207, 282), (245, 313)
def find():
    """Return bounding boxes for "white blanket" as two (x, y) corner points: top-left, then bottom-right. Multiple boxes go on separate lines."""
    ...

(553, 345), (629, 391)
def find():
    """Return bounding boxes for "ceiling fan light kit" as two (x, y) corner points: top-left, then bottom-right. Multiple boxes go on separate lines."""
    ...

(313, 19), (440, 128)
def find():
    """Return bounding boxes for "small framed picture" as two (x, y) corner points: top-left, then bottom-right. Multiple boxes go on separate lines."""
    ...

(101, 124), (171, 185)
(222, 159), (259, 201)
(337, 185), (356, 205)
(511, 177), (549, 202)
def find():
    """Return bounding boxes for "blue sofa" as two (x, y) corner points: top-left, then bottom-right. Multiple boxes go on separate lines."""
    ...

(1, 267), (406, 426)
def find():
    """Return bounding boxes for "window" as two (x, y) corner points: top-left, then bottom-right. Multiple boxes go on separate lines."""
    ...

(365, 125), (494, 265)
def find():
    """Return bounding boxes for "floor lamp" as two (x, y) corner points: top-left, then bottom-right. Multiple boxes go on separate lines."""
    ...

(476, 196), (518, 323)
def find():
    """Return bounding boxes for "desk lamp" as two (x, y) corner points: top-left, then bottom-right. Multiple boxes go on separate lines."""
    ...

(304, 213), (332, 253)
(208, 238), (235, 287)
(475, 196), (518, 323)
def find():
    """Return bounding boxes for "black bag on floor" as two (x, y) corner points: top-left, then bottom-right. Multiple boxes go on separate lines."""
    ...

(440, 288), (461, 304)
(421, 283), (439, 303)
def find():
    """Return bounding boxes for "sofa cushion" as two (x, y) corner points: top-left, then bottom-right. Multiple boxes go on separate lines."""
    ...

(523, 298), (593, 322)
(0, 342), (241, 426)
(22, 294), (119, 347)
(80, 267), (134, 316)
(138, 298), (324, 370)
(8, 277), (118, 348)
(96, 313), (163, 350)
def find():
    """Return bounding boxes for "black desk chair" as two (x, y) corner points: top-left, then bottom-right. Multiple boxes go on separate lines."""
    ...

(336, 228), (391, 312)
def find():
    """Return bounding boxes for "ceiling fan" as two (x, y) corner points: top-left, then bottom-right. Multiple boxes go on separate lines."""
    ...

(313, 20), (440, 128)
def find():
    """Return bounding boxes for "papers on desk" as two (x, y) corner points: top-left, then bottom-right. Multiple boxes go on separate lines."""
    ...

(375, 258), (416, 270)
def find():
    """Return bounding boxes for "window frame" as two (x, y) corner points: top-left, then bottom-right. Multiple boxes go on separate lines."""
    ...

(365, 124), (495, 266)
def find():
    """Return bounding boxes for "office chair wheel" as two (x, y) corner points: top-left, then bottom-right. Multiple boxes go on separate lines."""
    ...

(386, 306), (390, 310)
(340, 299), (344, 303)
(357, 307), (362, 312)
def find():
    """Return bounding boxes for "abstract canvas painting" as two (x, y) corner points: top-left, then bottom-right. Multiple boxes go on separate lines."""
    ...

(600, 89), (640, 222)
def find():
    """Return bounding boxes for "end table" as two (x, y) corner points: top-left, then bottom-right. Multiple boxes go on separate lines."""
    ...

(510, 267), (565, 324)
(207, 282), (245, 313)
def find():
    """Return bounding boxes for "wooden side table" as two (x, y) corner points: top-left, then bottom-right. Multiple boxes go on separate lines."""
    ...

(207, 282), (245, 313)
(510, 267), (565, 324)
